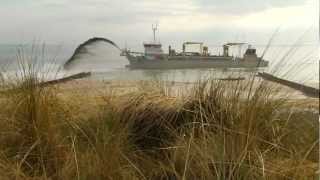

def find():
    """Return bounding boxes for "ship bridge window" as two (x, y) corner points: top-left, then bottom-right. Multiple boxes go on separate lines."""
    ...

(245, 49), (256, 55)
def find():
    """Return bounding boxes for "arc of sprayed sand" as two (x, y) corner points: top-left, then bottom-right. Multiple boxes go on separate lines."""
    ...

(64, 37), (121, 69)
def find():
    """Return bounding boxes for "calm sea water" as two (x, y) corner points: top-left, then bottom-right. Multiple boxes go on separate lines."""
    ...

(0, 42), (318, 88)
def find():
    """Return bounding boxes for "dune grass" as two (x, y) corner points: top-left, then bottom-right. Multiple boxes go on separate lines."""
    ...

(0, 53), (318, 179)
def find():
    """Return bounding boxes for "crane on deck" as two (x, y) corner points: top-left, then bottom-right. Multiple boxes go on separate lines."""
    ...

(223, 42), (247, 57)
(182, 42), (209, 56)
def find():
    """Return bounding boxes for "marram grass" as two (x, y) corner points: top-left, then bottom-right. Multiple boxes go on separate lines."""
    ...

(0, 61), (318, 179)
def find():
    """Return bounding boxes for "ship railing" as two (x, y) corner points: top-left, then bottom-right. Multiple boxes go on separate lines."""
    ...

(122, 50), (167, 56)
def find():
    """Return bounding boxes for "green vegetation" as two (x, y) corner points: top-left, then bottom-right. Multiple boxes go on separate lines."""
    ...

(0, 60), (318, 179)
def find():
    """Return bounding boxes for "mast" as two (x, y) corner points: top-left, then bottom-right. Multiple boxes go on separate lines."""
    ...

(152, 24), (158, 43)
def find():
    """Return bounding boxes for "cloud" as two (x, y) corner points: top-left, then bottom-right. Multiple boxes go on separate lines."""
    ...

(0, 0), (315, 45)
(194, 0), (306, 15)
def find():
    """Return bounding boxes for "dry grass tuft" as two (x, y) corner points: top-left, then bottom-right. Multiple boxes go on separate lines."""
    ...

(0, 50), (318, 179)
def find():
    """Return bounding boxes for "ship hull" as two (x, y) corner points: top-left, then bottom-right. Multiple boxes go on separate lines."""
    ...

(126, 55), (268, 69)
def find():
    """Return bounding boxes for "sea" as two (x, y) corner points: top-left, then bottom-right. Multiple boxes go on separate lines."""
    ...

(0, 41), (318, 88)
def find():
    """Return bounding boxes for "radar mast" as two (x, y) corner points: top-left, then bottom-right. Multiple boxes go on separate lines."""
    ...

(152, 24), (158, 43)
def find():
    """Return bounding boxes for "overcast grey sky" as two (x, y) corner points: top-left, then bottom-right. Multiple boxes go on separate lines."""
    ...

(0, 0), (317, 47)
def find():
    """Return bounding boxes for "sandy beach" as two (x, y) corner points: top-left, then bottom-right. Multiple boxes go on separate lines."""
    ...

(57, 78), (319, 107)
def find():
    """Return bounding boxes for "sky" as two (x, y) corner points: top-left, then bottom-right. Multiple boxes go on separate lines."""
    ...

(0, 0), (318, 49)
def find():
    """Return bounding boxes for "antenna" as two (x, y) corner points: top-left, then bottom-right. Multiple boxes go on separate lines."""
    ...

(152, 23), (158, 43)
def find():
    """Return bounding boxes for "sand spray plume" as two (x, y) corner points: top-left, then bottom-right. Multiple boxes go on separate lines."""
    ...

(64, 37), (121, 69)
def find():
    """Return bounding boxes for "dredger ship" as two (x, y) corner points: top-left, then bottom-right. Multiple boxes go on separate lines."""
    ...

(121, 25), (268, 69)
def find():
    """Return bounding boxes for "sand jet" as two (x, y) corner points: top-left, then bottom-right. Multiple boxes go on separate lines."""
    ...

(64, 37), (121, 69)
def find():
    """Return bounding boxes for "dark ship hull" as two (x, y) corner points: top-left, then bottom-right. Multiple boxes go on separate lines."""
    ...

(126, 54), (268, 69)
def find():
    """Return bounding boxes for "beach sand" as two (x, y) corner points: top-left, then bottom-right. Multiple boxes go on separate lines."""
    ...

(56, 78), (319, 111)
